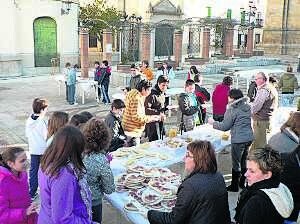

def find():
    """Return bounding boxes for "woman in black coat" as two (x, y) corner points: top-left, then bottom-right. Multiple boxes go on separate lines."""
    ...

(147, 140), (231, 224)
(234, 146), (294, 224)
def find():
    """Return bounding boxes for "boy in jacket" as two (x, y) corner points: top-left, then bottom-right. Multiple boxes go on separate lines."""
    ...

(105, 99), (127, 151)
(25, 98), (48, 198)
(145, 75), (169, 141)
(178, 79), (201, 132)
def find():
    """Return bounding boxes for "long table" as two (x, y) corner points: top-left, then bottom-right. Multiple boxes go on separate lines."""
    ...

(105, 125), (231, 224)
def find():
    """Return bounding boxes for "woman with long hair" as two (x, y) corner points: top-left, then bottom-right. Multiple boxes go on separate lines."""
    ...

(46, 111), (68, 146)
(187, 66), (202, 84)
(147, 140), (230, 224)
(38, 126), (93, 224)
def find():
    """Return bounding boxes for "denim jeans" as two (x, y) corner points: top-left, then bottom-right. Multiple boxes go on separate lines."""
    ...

(67, 84), (75, 104)
(281, 93), (294, 107)
(101, 83), (110, 103)
(29, 154), (41, 198)
(92, 203), (102, 223)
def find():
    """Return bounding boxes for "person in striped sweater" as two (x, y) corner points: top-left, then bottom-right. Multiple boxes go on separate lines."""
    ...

(122, 80), (160, 146)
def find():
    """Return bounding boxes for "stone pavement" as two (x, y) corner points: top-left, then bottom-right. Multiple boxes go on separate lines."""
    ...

(0, 74), (238, 223)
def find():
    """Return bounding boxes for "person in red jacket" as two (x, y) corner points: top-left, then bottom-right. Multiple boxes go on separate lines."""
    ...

(212, 76), (233, 121)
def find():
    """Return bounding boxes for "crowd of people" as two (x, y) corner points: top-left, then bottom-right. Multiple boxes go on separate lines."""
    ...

(0, 62), (299, 224)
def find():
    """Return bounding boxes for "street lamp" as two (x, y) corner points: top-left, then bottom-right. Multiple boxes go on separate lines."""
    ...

(240, 0), (262, 28)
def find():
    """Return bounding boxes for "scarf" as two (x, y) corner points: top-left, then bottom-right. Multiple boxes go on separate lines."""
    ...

(67, 163), (93, 220)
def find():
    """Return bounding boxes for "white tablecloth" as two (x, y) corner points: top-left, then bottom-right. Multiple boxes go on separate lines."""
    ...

(106, 124), (230, 224)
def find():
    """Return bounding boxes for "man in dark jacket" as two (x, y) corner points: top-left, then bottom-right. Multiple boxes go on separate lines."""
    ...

(247, 80), (257, 102)
(104, 99), (126, 151)
(94, 61), (102, 102)
(194, 74), (210, 123)
(178, 79), (201, 132)
(99, 60), (111, 104)
(144, 75), (169, 141)
(278, 65), (299, 107)
(129, 64), (142, 90)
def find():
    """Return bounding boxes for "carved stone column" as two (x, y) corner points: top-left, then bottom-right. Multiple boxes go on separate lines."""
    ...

(173, 29), (183, 67)
(223, 27), (234, 57)
(140, 27), (151, 62)
(202, 28), (210, 59)
(80, 28), (89, 78)
(246, 27), (254, 55)
(102, 29), (113, 63)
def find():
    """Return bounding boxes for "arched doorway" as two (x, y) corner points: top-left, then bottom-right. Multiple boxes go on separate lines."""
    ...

(33, 17), (57, 67)
(155, 24), (174, 57)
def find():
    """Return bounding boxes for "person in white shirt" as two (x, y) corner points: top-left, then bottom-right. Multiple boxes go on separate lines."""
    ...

(25, 98), (48, 198)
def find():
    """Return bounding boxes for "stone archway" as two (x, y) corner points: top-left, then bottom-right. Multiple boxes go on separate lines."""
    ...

(33, 17), (57, 67)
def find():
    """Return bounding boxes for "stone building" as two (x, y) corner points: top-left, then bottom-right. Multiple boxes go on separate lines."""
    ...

(0, 0), (79, 78)
(262, 0), (300, 55)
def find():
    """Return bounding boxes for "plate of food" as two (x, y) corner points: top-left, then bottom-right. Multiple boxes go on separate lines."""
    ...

(161, 199), (177, 209)
(115, 173), (127, 185)
(143, 168), (161, 178)
(125, 173), (145, 183)
(157, 168), (171, 175)
(127, 165), (145, 173)
(141, 189), (162, 205)
(124, 201), (140, 213)
(166, 138), (184, 148)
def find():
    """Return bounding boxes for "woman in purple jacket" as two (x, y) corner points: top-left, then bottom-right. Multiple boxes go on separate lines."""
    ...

(38, 126), (94, 224)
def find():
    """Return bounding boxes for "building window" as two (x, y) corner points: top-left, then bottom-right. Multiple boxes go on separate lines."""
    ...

(89, 35), (98, 48)
(255, 34), (261, 44)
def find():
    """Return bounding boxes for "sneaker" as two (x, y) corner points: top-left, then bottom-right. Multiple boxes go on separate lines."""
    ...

(73, 102), (78, 105)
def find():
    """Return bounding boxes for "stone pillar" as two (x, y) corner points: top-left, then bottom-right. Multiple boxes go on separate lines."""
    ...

(223, 28), (234, 57)
(173, 29), (183, 67)
(246, 27), (254, 55)
(102, 29), (113, 63)
(80, 28), (89, 78)
(139, 27), (151, 62)
(202, 28), (210, 59)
